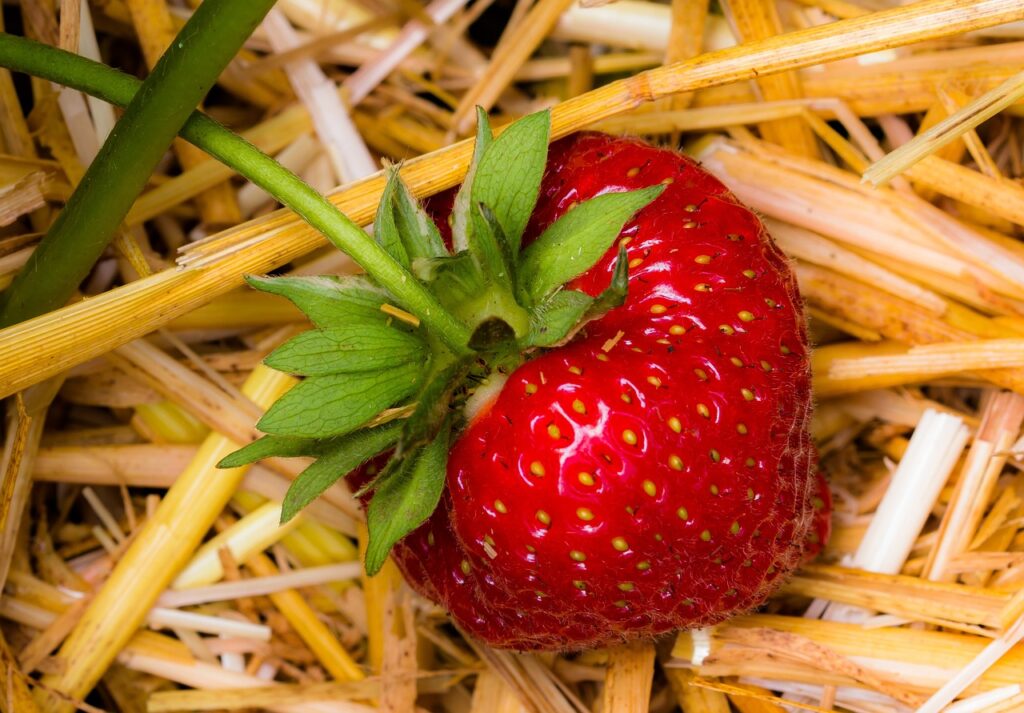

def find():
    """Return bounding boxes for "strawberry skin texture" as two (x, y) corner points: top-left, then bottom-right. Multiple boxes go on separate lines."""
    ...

(389, 133), (823, 650)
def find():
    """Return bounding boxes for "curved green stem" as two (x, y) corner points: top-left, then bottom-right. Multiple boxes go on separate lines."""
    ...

(0, 0), (276, 327)
(0, 33), (473, 354)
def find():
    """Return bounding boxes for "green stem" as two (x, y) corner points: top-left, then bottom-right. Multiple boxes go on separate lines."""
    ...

(0, 1), (275, 327)
(0, 34), (473, 355)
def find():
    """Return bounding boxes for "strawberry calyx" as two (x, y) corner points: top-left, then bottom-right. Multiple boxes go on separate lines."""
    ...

(219, 109), (664, 575)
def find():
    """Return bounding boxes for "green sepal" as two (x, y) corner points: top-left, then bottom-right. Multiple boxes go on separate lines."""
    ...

(468, 201), (514, 293)
(257, 364), (422, 438)
(265, 324), (426, 376)
(374, 170), (410, 269)
(451, 108), (493, 253)
(520, 247), (630, 348)
(517, 184), (664, 305)
(364, 419), (451, 576)
(471, 109), (550, 254)
(281, 421), (402, 523)
(217, 435), (322, 468)
(245, 274), (391, 328)
(414, 251), (484, 311)
(399, 356), (473, 455)
(391, 167), (448, 259)
(587, 244), (630, 318)
(522, 290), (593, 348)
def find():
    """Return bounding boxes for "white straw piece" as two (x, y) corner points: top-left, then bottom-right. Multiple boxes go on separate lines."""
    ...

(344, 0), (469, 105)
(943, 684), (1022, 713)
(551, 0), (734, 53)
(146, 608), (272, 641)
(852, 409), (969, 574)
(156, 562), (363, 608)
(917, 616), (1024, 713)
(820, 409), (968, 623)
(76, 1), (116, 141)
(262, 9), (376, 183)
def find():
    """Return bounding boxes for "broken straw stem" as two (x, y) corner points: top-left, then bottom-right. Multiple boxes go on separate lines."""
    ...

(862, 69), (1024, 186)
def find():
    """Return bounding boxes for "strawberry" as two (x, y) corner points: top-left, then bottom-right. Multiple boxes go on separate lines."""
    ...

(223, 115), (827, 651)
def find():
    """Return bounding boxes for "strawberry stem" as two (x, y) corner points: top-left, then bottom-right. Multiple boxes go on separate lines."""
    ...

(0, 33), (473, 354)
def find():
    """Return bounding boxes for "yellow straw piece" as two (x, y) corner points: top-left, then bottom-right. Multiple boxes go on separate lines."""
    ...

(35, 365), (293, 713)
(171, 501), (302, 589)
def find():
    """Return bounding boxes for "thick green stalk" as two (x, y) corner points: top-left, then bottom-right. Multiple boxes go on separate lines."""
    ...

(0, 0), (277, 327)
(0, 32), (472, 353)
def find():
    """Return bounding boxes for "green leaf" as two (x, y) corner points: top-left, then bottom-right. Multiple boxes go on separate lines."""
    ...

(265, 324), (426, 376)
(400, 357), (472, 454)
(257, 364), (422, 438)
(451, 107), (493, 253)
(392, 169), (448, 259)
(218, 435), (322, 468)
(472, 109), (550, 253)
(364, 420), (450, 575)
(281, 422), (402, 523)
(245, 275), (390, 328)
(517, 184), (664, 305)
(374, 170), (410, 268)
(523, 290), (592, 348)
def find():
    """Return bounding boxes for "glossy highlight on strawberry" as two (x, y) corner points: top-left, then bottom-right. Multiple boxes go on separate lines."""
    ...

(388, 133), (823, 650)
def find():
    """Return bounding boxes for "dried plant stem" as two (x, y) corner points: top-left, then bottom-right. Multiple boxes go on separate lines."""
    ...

(450, 0), (575, 134)
(602, 642), (655, 712)
(2, 0), (1022, 397)
(245, 552), (365, 682)
(0, 627), (39, 713)
(721, 0), (819, 157)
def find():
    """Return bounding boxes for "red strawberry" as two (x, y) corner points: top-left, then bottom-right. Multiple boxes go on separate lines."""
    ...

(235, 116), (829, 652)
(386, 133), (824, 650)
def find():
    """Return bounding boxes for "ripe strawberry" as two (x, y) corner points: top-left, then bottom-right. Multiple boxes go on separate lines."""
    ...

(226, 115), (828, 652)
(387, 133), (823, 650)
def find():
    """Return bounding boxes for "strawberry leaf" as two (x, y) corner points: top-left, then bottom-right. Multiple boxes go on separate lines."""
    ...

(374, 169), (411, 268)
(471, 109), (550, 254)
(218, 435), (322, 468)
(245, 275), (390, 328)
(523, 290), (592, 347)
(392, 169), (448, 259)
(281, 421), (402, 523)
(451, 107), (492, 253)
(364, 419), (450, 576)
(257, 364), (421, 438)
(265, 324), (426, 376)
(517, 184), (664, 305)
